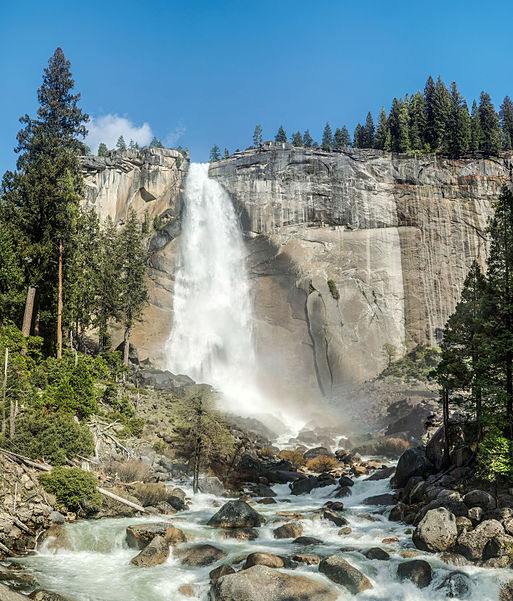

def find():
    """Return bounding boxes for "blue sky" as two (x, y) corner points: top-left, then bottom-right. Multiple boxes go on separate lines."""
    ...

(1, 0), (513, 170)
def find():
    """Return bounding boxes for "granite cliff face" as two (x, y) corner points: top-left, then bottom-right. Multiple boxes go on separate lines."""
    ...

(82, 145), (513, 397)
(209, 144), (513, 395)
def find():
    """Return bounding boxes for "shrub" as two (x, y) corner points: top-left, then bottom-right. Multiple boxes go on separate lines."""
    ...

(40, 467), (101, 511)
(353, 437), (410, 458)
(259, 447), (277, 458)
(131, 482), (168, 506)
(306, 456), (339, 473)
(106, 458), (151, 483)
(327, 279), (340, 300)
(279, 450), (305, 468)
(10, 410), (94, 465)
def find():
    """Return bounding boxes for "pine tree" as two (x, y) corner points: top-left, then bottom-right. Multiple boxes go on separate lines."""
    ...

(149, 137), (164, 148)
(448, 82), (471, 157)
(275, 125), (287, 143)
(118, 210), (149, 366)
(116, 136), (127, 151)
(479, 92), (501, 155)
(334, 126), (350, 149)
(322, 122), (333, 150)
(291, 131), (303, 147)
(409, 92), (427, 151)
(500, 97), (513, 150)
(253, 125), (263, 146)
(224, 148), (230, 158)
(398, 100), (411, 152)
(387, 98), (407, 152)
(361, 112), (375, 148)
(470, 100), (483, 151)
(209, 145), (221, 162)
(5, 48), (88, 355)
(303, 130), (313, 148)
(97, 143), (108, 157)
(431, 77), (452, 152)
(423, 76), (436, 150)
(0, 225), (25, 326)
(353, 123), (364, 148)
(374, 107), (388, 150)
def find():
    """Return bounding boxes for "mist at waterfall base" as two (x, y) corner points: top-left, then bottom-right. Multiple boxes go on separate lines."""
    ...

(166, 163), (322, 432)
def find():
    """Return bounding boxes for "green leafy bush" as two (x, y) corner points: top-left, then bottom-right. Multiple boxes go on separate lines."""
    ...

(40, 467), (101, 511)
(327, 279), (340, 300)
(10, 410), (95, 465)
(379, 345), (440, 382)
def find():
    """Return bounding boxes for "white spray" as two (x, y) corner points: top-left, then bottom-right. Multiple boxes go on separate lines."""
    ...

(166, 163), (274, 417)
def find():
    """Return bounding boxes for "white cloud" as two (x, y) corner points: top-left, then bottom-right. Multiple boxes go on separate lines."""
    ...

(165, 123), (186, 147)
(86, 114), (153, 153)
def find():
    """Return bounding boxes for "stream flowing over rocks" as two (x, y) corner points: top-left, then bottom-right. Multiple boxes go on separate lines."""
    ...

(4, 435), (509, 601)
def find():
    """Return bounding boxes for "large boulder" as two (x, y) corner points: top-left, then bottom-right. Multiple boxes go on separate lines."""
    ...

(319, 554), (373, 594)
(125, 523), (170, 549)
(456, 519), (504, 561)
(304, 447), (334, 460)
(290, 475), (334, 495)
(273, 522), (303, 539)
(363, 494), (395, 506)
(391, 448), (433, 489)
(435, 571), (472, 599)
(243, 552), (284, 569)
(483, 534), (513, 561)
(28, 592), (73, 601)
(397, 560), (432, 588)
(207, 500), (264, 528)
(323, 509), (348, 527)
(463, 490), (495, 510)
(210, 565), (337, 601)
(413, 508), (458, 552)
(175, 544), (227, 566)
(130, 535), (169, 567)
(198, 477), (225, 496)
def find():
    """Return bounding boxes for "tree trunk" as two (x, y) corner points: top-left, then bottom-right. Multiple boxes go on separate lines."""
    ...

(442, 387), (450, 467)
(21, 287), (37, 338)
(123, 326), (130, 366)
(193, 437), (201, 494)
(1, 348), (7, 436)
(57, 239), (63, 360)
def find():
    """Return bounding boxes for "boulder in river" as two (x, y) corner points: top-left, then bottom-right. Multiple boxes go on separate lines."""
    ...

(130, 535), (169, 567)
(322, 509), (348, 527)
(207, 500), (264, 528)
(413, 507), (458, 552)
(210, 564), (236, 584)
(165, 525), (188, 546)
(397, 559), (432, 588)
(222, 528), (259, 541)
(435, 570), (472, 599)
(198, 477), (225, 496)
(362, 493), (395, 506)
(364, 547), (390, 560)
(28, 591), (73, 601)
(456, 519), (504, 561)
(319, 554), (373, 594)
(175, 544), (227, 566)
(391, 448), (433, 489)
(243, 552), (284, 569)
(210, 564), (338, 601)
(273, 522), (303, 539)
(292, 536), (322, 545)
(126, 523), (170, 549)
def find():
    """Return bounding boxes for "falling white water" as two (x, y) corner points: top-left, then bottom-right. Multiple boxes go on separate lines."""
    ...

(166, 163), (273, 416)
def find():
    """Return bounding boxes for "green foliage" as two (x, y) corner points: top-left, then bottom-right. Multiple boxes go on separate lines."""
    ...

(150, 137), (164, 148)
(321, 122), (333, 150)
(291, 131), (303, 147)
(380, 345), (440, 382)
(209, 145), (221, 162)
(476, 427), (513, 490)
(327, 279), (340, 300)
(97, 142), (108, 157)
(0, 227), (25, 325)
(334, 126), (350, 150)
(253, 125), (263, 146)
(39, 467), (101, 511)
(9, 410), (94, 465)
(275, 125), (287, 143)
(303, 130), (313, 148)
(116, 136), (127, 151)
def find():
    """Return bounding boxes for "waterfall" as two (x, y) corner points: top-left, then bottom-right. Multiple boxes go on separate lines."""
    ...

(166, 163), (269, 415)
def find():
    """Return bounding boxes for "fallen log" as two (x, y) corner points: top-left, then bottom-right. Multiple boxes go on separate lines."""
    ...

(96, 486), (146, 513)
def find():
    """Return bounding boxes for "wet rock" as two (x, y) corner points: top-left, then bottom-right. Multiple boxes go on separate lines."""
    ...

(324, 501), (344, 511)
(48, 511), (65, 525)
(365, 467), (395, 481)
(130, 535), (169, 567)
(0, 583), (28, 601)
(389, 505), (405, 522)
(292, 536), (322, 545)
(175, 544), (227, 566)
(304, 447), (334, 460)
(334, 486), (352, 498)
(28, 592), (73, 601)
(391, 448), (433, 489)
(456, 519), (504, 560)
(167, 494), (187, 511)
(198, 477), (225, 496)
(207, 500), (264, 528)
(273, 522), (303, 539)
(210, 564), (236, 583)
(210, 564), (338, 601)
(481, 556), (510, 568)
(400, 550), (420, 558)
(256, 497), (277, 505)
(363, 494), (395, 506)
(482, 534), (513, 560)
(252, 484), (276, 497)
(178, 584), (195, 598)
(243, 552), (284, 569)
(126, 523), (170, 550)
(413, 508), (458, 552)
(338, 476), (354, 487)
(40, 524), (71, 553)
(435, 571), (472, 599)
(463, 490), (495, 510)
(397, 560), (432, 588)
(338, 527), (352, 535)
(382, 537), (399, 543)
(165, 525), (188, 546)
(290, 475), (333, 495)
(500, 580), (513, 601)
(222, 528), (259, 541)
(440, 553), (472, 567)
(293, 553), (320, 565)
(319, 554), (373, 594)
(364, 547), (390, 560)
(323, 509), (348, 527)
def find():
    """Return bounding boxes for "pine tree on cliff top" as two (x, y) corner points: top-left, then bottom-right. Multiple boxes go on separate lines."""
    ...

(253, 125), (263, 146)
(361, 112), (375, 148)
(303, 129), (313, 148)
(479, 92), (501, 155)
(374, 107), (388, 150)
(322, 122), (333, 150)
(116, 135), (127, 150)
(291, 131), (303, 147)
(275, 125), (287, 143)
(500, 97), (513, 150)
(209, 145), (221, 161)
(98, 142), (108, 157)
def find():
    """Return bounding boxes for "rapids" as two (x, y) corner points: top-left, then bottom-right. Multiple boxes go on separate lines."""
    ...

(14, 464), (505, 601)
